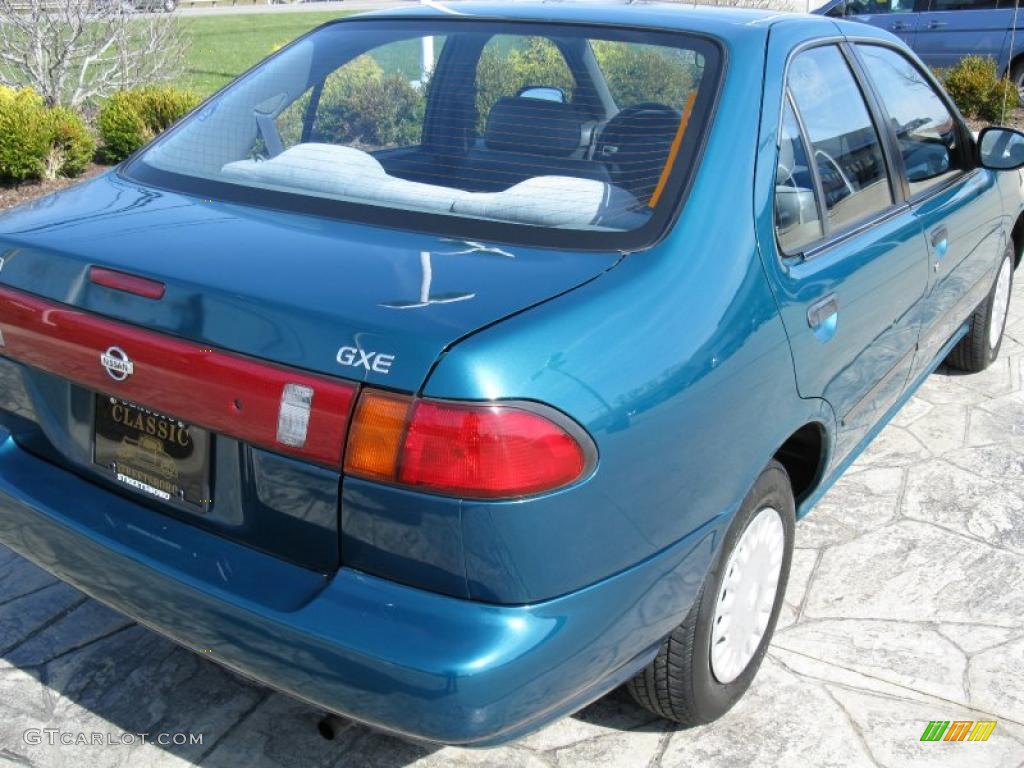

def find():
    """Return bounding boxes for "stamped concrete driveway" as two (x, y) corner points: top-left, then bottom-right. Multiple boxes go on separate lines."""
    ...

(1, 278), (1023, 768)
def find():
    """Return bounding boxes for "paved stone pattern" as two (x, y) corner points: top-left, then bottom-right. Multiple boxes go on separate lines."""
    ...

(1, 281), (1023, 768)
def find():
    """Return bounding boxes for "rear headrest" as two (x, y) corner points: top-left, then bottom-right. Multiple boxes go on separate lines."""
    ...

(484, 97), (583, 157)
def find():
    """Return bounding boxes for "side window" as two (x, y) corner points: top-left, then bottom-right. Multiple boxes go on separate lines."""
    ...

(857, 45), (964, 197)
(775, 101), (824, 253)
(788, 46), (893, 234)
(926, 0), (1001, 10)
(275, 37), (446, 152)
(842, 0), (915, 15)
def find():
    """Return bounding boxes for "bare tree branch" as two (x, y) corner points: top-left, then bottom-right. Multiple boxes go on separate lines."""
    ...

(0, 0), (188, 108)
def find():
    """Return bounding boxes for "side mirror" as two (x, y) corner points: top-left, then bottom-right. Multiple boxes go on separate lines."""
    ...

(516, 86), (565, 104)
(978, 126), (1024, 171)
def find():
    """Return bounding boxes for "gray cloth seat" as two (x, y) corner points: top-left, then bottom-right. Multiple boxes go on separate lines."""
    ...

(220, 143), (642, 228)
(461, 97), (611, 192)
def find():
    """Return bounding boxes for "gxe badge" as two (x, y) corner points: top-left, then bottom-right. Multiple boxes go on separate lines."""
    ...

(100, 346), (134, 381)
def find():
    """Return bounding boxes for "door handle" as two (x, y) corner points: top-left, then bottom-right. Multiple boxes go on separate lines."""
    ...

(891, 22), (910, 31)
(807, 294), (839, 330)
(927, 20), (947, 28)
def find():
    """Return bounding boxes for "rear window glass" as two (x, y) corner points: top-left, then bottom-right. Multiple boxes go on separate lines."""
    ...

(127, 19), (721, 251)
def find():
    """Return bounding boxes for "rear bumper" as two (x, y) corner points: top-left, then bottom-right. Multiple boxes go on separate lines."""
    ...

(0, 431), (717, 745)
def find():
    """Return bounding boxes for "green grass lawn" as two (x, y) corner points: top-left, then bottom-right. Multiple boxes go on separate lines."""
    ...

(179, 12), (354, 95)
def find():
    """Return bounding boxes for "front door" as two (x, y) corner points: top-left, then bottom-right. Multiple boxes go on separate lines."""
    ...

(852, 43), (1006, 374)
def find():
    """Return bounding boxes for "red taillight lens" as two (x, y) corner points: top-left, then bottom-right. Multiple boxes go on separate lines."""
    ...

(400, 401), (588, 498)
(344, 391), (593, 499)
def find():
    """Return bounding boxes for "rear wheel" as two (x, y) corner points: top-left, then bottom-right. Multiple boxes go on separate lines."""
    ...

(946, 248), (1014, 373)
(626, 460), (795, 726)
(1012, 59), (1024, 108)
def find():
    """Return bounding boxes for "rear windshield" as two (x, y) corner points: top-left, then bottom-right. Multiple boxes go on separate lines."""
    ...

(127, 18), (721, 250)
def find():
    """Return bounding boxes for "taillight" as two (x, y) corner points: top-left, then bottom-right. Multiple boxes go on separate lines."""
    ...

(344, 390), (594, 499)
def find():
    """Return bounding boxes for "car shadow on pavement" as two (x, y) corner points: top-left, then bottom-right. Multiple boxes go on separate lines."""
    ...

(0, 562), (674, 767)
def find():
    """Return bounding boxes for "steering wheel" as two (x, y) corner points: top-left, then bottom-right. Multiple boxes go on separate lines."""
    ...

(595, 102), (682, 200)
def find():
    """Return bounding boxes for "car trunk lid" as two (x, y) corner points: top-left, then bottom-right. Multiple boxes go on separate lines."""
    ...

(0, 172), (621, 572)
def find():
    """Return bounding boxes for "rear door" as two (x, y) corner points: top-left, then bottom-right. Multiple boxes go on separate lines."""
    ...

(913, 0), (1012, 69)
(758, 39), (930, 464)
(852, 43), (1006, 374)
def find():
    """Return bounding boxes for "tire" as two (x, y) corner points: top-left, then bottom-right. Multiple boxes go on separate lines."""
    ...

(946, 247), (1014, 373)
(626, 460), (795, 726)
(1012, 59), (1024, 109)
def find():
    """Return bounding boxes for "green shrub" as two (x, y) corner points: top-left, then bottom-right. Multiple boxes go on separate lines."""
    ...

(0, 87), (94, 183)
(988, 78), (1018, 123)
(592, 42), (699, 109)
(943, 55), (1016, 123)
(97, 92), (150, 162)
(0, 88), (49, 181)
(275, 55), (427, 151)
(98, 86), (201, 163)
(44, 107), (95, 179)
(0, 85), (43, 109)
(138, 85), (203, 133)
(323, 72), (424, 148)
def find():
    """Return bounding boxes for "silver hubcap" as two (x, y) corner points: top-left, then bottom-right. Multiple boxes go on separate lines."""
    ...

(990, 256), (1012, 350)
(710, 507), (785, 685)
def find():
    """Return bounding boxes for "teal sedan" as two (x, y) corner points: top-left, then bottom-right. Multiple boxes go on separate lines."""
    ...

(0, 2), (1020, 745)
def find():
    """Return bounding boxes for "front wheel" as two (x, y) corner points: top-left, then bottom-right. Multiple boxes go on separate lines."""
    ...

(946, 247), (1014, 373)
(626, 460), (795, 726)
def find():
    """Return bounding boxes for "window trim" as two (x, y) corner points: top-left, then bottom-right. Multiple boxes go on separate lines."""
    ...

(846, 39), (974, 206)
(773, 39), (903, 259)
(121, 16), (727, 254)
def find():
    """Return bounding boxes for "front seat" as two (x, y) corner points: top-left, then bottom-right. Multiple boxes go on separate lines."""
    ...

(464, 96), (610, 192)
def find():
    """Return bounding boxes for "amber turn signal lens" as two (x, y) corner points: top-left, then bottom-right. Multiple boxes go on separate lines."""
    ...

(343, 391), (413, 481)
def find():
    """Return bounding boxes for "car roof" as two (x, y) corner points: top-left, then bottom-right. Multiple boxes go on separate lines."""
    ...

(356, 1), (836, 39)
